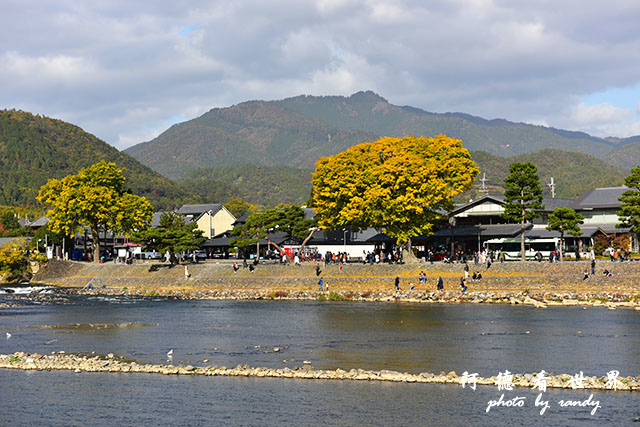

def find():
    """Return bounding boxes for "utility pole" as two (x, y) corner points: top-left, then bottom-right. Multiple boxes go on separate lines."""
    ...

(479, 173), (489, 196)
(547, 177), (556, 198)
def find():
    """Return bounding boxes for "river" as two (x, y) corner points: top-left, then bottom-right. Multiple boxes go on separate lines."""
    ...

(1, 293), (638, 425)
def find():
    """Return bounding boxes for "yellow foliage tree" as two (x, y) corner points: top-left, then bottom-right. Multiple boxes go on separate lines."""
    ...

(311, 135), (479, 250)
(37, 161), (153, 262)
(0, 242), (29, 282)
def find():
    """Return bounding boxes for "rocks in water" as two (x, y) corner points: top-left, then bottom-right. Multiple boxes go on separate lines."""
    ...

(0, 351), (637, 392)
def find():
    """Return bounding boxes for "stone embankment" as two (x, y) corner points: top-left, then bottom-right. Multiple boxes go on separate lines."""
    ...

(34, 259), (640, 291)
(1, 352), (637, 392)
(26, 259), (640, 307)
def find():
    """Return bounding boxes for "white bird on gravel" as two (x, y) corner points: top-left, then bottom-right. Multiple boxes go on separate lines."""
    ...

(6, 332), (11, 339)
(167, 349), (173, 356)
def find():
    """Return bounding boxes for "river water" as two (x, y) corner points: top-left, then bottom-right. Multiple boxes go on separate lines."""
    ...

(1, 293), (638, 425)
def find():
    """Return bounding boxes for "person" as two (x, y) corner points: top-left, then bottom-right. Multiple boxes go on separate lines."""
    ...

(459, 277), (467, 292)
(315, 265), (321, 276)
(249, 264), (255, 272)
(603, 269), (612, 277)
(325, 281), (329, 292)
(583, 270), (589, 280)
(536, 251), (542, 262)
(184, 265), (191, 278)
(294, 254), (300, 266)
(232, 262), (239, 272)
(464, 262), (469, 278)
(476, 272), (482, 280)
(394, 276), (401, 291)
(419, 271), (426, 284)
(486, 257), (492, 269)
(409, 283), (415, 291)
(318, 277), (324, 292)
(472, 271), (477, 281)
(242, 258), (248, 269)
(591, 259), (596, 276)
(436, 276), (444, 290)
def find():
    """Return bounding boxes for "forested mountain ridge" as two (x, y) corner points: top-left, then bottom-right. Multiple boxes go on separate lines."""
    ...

(125, 100), (375, 180)
(125, 91), (634, 179)
(0, 110), (194, 209)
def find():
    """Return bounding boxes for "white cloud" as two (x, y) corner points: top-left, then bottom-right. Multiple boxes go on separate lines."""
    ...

(1, 0), (640, 149)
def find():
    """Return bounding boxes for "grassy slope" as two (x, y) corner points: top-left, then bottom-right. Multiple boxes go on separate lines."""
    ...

(0, 110), (194, 210)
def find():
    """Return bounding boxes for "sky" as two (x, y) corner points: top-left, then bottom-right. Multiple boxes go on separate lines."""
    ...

(2, 0), (640, 150)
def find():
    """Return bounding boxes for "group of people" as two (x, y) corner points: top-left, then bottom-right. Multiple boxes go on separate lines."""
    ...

(363, 250), (403, 265)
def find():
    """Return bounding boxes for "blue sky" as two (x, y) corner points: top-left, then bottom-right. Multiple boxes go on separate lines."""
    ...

(1, 0), (640, 149)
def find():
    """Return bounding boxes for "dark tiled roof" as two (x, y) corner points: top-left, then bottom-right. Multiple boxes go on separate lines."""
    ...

(572, 187), (627, 209)
(30, 216), (50, 227)
(176, 204), (222, 216)
(540, 198), (574, 212)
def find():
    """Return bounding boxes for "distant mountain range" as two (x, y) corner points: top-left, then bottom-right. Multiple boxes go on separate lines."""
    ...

(2, 91), (636, 211)
(125, 91), (640, 180)
(0, 110), (193, 209)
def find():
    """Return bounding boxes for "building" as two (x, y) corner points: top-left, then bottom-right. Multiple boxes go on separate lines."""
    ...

(176, 204), (236, 239)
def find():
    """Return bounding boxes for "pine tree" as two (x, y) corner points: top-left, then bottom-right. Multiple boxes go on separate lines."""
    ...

(617, 165), (640, 234)
(501, 162), (545, 261)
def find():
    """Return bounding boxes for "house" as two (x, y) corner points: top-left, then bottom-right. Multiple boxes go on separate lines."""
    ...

(176, 204), (236, 239)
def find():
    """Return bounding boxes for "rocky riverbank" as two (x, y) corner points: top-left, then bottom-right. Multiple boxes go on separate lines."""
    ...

(1, 352), (637, 392)
(53, 287), (640, 310)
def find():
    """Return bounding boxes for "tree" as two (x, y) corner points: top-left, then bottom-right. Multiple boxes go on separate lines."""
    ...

(132, 212), (205, 264)
(546, 207), (584, 261)
(501, 162), (545, 261)
(618, 165), (640, 234)
(0, 212), (20, 232)
(311, 135), (478, 255)
(37, 161), (153, 262)
(230, 205), (315, 257)
(0, 241), (30, 282)
(225, 198), (258, 218)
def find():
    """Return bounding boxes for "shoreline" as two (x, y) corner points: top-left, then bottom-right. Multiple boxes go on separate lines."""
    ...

(1, 352), (637, 392)
(1, 258), (638, 308)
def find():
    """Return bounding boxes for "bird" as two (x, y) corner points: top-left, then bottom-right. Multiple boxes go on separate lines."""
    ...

(167, 349), (173, 356)
(6, 332), (11, 339)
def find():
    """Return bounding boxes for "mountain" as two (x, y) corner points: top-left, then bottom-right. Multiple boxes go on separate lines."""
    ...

(125, 101), (375, 180)
(178, 165), (313, 208)
(0, 110), (194, 209)
(604, 139), (640, 170)
(174, 149), (625, 208)
(125, 91), (634, 179)
(468, 149), (627, 199)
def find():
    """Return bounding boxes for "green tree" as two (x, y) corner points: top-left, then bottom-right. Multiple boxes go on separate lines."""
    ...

(37, 161), (153, 263)
(501, 162), (545, 261)
(546, 207), (584, 261)
(617, 165), (640, 234)
(0, 212), (20, 232)
(311, 135), (479, 256)
(132, 212), (204, 263)
(230, 205), (315, 257)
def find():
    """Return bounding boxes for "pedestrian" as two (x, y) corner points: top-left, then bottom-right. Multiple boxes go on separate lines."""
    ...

(315, 265), (321, 276)
(394, 276), (401, 291)
(318, 277), (323, 292)
(459, 277), (467, 292)
(583, 270), (589, 280)
(436, 276), (444, 290)
(486, 257), (492, 269)
(591, 259), (596, 276)
(232, 263), (239, 272)
(464, 262), (469, 278)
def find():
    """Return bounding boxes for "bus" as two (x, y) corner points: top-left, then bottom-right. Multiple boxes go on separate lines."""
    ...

(484, 237), (558, 261)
